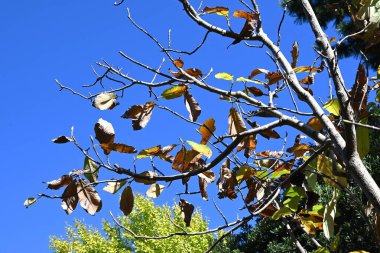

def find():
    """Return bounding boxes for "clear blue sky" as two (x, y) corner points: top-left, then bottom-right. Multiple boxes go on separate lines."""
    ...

(0, 1), (361, 252)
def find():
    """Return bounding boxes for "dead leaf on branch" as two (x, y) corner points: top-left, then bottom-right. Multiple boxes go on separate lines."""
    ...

(198, 176), (209, 200)
(203, 6), (229, 17)
(103, 179), (127, 194)
(173, 58), (184, 68)
(350, 64), (369, 117)
(46, 175), (73, 190)
(231, 10), (258, 45)
(170, 68), (203, 79)
(179, 199), (195, 227)
(77, 179), (102, 215)
(100, 143), (137, 155)
(134, 171), (158, 185)
(120, 186), (134, 216)
(51, 135), (73, 144)
(61, 181), (79, 215)
(217, 159), (238, 200)
(94, 118), (115, 145)
(121, 101), (155, 130)
(184, 91), (201, 122)
(92, 92), (119, 110)
(291, 41), (299, 68)
(146, 184), (165, 198)
(199, 118), (216, 144)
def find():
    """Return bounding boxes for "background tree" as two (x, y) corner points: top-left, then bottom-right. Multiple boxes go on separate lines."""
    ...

(284, 0), (380, 69)
(24, 0), (380, 252)
(50, 195), (213, 253)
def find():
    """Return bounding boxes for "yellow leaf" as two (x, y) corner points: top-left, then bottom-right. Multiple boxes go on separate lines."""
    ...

(323, 99), (341, 116)
(203, 6), (229, 17)
(215, 72), (234, 81)
(137, 145), (162, 159)
(161, 85), (188, 99)
(236, 165), (255, 184)
(186, 140), (212, 158)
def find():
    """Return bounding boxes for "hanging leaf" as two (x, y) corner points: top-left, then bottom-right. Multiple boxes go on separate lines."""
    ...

(247, 86), (264, 97)
(24, 197), (37, 208)
(121, 101), (155, 130)
(172, 146), (186, 172)
(83, 157), (99, 183)
(173, 58), (184, 68)
(120, 186), (134, 216)
(186, 140), (212, 158)
(248, 68), (269, 79)
(215, 72), (234, 81)
(217, 159), (238, 199)
(46, 175), (72, 190)
(228, 107), (247, 138)
(350, 64), (369, 117)
(100, 143), (137, 155)
(309, 155), (347, 188)
(323, 188), (338, 239)
(307, 117), (324, 132)
(146, 184), (165, 198)
(51, 136), (73, 144)
(259, 129), (280, 139)
(137, 145), (162, 159)
(199, 118), (216, 144)
(245, 179), (258, 204)
(134, 171), (158, 185)
(103, 179), (127, 194)
(233, 10), (259, 20)
(77, 179), (102, 215)
(272, 206), (293, 220)
(198, 170), (216, 183)
(299, 73), (316, 85)
(198, 176), (208, 200)
(236, 165), (255, 184)
(171, 68), (203, 79)
(203, 6), (229, 17)
(92, 92), (118, 110)
(161, 85), (188, 99)
(291, 41), (299, 68)
(94, 118), (115, 145)
(184, 91), (201, 122)
(179, 199), (195, 227)
(231, 10), (257, 45)
(61, 181), (79, 215)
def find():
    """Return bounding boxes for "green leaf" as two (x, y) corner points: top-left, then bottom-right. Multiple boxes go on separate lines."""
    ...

(323, 99), (341, 116)
(161, 85), (188, 99)
(236, 165), (255, 184)
(255, 170), (268, 181)
(83, 157), (99, 183)
(305, 169), (317, 191)
(312, 247), (330, 253)
(376, 89), (380, 103)
(215, 72), (234, 81)
(24, 197), (37, 208)
(357, 117), (369, 158)
(272, 206), (293, 220)
(283, 195), (301, 212)
(270, 169), (290, 179)
(186, 141), (212, 158)
(284, 186), (306, 198)
(323, 188), (339, 239)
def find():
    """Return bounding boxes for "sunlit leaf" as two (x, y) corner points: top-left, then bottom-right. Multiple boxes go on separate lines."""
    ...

(233, 10), (259, 20)
(172, 146), (186, 172)
(198, 170), (216, 183)
(247, 86), (264, 97)
(146, 184), (165, 198)
(228, 107), (247, 139)
(161, 85), (188, 99)
(137, 145), (162, 159)
(272, 206), (293, 220)
(184, 91), (201, 122)
(293, 66), (322, 73)
(248, 68), (269, 79)
(291, 41), (299, 68)
(121, 101), (155, 130)
(173, 58), (184, 68)
(103, 179), (127, 194)
(77, 179), (102, 215)
(186, 140), (212, 158)
(120, 186), (134, 216)
(217, 159), (238, 200)
(256, 150), (284, 158)
(92, 92), (118, 110)
(215, 72), (234, 81)
(94, 118), (115, 145)
(100, 143), (137, 155)
(308, 155), (347, 188)
(61, 181), (79, 215)
(270, 169), (290, 179)
(203, 6), (229, 17)
(236, 77), (260, 83)
(199, 118), (216, 144)
(236, 165), (255, 184)
(134, 171), (158, 185)
(51, 135), (73, 144)
(24, 197), (37, 208)
(179, 199), (195, 227)
(323, 188), (339, 239)
(46, 175), (72, 190)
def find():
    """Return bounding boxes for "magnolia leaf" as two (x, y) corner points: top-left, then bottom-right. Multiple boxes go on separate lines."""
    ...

(173, 58), (184, 68)
(291, 41), (299, 68)
(284, 195), (301, 212)
(172, 146), (186, 172)
(272, 206), (293, 220)
(137, 145), (161, 159)
(92, 92), (118, 110)
(357, 117), (369, 158)
(259, 129), (280, 139)
(307, 117), (324, 132)
(83, 157), (99, 183)
(94, 118), (115, 145)
(236, 77), (259, 83)
(46, 175), (72, 190)
(184, 91), (201, 122)
(146, 184), (165, 198)
(24, 197), (37, 208)
(247, 86), (264, 97)
(270, 169), (290, 179)
(77, 179), (102, 215)
(350, 64), (369, 116)
(198, 176), (208, 200)
(233, 10), (259, 20)
(61, 181), (79, 215)
(100, 143), (137, 155)
(245, 179), (258, 204)
(323, 188), (338, 239)
(217, 159), (238, 200)
(199, 118), (216, 144)
(215, 72), (234, 81)
(309, 155), (347, 188)
(179, 199), (195, 227)
(186, 141), (212, 158)
(293, 66), (321, 73)
(161, 85), (188, 99)
(51, 136), (73, 144)
(284, 187), (307, 198)
(248, 203), (277, 217)
(292, 143), (310, 157)
(171, 68), (203, 79)
(236, 165), (255, 184)
(228, 107), (247, 139)
(198, 170), (216, 183)
(134, 171), (158, 185)
(203, 6), (229, 17)
(103, 179), (127, 194)
(300, 73), (316, 85)
(121, 101), (155, 130)
(323, 99), (341, 116)
(248, 68), (269, 79)
(120, 186), (134, 216)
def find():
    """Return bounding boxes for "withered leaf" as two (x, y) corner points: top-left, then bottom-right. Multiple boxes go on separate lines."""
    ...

(266, 71), (284, 85)
(237, 134), (257, 158)
(236, 165), (256, 184)
(184, 91), (201, 122)
(198, 170), (216, 183)
(291, 41), (299, 68)
(248, 203), (277, 217)
(121, 101), (155, 130)
(100, 143), (137, 155)
(137, 145), (162, 159)
(92, 92), (119, 110)
(245, 179), (258, 204)
(307, 117), (324, 132)
(134, 171), (158, 185)
(350, 63), (369, 117)
(233, 10), (259, 20)
(173, 58), (184, 68)
(94, 118), (115, 145)
(203, 6), (229, 17)
(77, 179), (102, 215)
(247, 86), (264, 97)
(24, 197), (37, 208)
(256, 150), (284, 158)
(61, 181), (79, 215)
(200, 118), (216, 144)
(179, 199), (195, 227)
(231, 10), (258, 45)
(299, 73), (316, 85)
(217, 159), (238, 199)
(103, 179), (127, 194)
(161, 85), (188, 100)
(171, 68), (203, 79)
(198, 176), (208, 200)
(51, 136), (73, 144)
(287, 143), (310, 157)
(120, 186), (134, 216)
(47, 175), (72, 190)
(146, 184), (165, 198)
(172, 146), (186, 172)
(228, 107), (247, 139)
(248, 68), (269, 79)
(259, 129), (280, 140)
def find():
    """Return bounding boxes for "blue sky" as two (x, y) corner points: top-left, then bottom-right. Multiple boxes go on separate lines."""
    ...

(0, 0), (362, 252)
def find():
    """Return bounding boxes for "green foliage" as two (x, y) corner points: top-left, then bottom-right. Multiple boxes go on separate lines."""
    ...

(50, 196), (213, 253)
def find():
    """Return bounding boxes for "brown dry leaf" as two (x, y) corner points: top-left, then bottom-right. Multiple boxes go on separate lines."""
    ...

(247, 86), (264, 97)
(248, 203), (277, 217)
(237, 135), (257, 158)
(146, 184), (165, 198)
(171, 68), (203, 79)
(256, 151), (284, 158)
(248, 68), (269, 79)
(121, 101), (155, 130)
(172, 146), (186, 172)
(47, 175), (72, 190)
(173, 58), (184, 68)
(61, 181), (79, 215)
(182, 149), (202, 170)
(184, 91), (201, 122)
(103, 179), (127, 194)
(51, 136), (73, 144)
(179, 199), (195, 227)
(199, 118), (216, 144)
(292, 143), (310, 157)
(259, 129), (280, 139)
(100, 143), (137, 155)
(199, 170), (216, 183)
(94, 118), (115, 145)
(77, 179), (102, 215)
(350, 64), (369, 117)
(266, 72), (284, 85)
(231, 10), (257, 45)
(137, 145), (162, 159)
(134, 171), (158, 185)
(228, 107), (247, 139)
(217, 159), (238, 200)
(291, 41), (299, 68)
(203, 6), (229, 16)
(198, 176), (208, 200)
(233, 10), (259, 20)
(120, 186), (134, 216)
(245, 179), (258, 204)
(299, 73), (316, 85)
